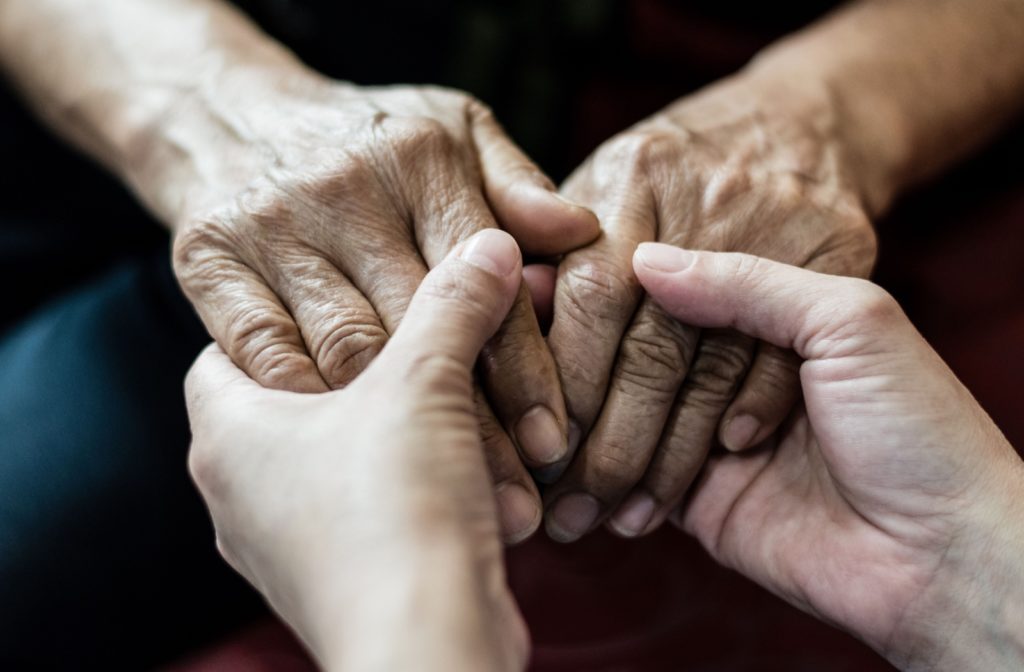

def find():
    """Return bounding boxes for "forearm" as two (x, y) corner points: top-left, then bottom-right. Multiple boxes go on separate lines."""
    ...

(299, 537), (519, 672)
(743, 0), (1024, 216)
(0, 0), (307, 222)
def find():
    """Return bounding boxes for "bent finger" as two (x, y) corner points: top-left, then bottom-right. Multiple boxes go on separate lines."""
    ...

(470, 102), (600, 256)
(177, 254), (328, 393)
(718, 344), (801, 451)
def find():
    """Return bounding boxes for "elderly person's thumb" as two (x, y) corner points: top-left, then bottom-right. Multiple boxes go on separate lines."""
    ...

(372, 229), (522, 382)
(469, 104), (599, 256)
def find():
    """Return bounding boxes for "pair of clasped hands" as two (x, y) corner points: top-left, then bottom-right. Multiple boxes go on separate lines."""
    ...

(178, 76), (1024, 672)
(188, 227), (1024, 670)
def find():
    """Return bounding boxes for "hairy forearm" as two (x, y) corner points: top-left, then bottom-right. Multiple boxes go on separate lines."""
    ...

(746, 0), (1024, 215)
(0, 0), (305, 220)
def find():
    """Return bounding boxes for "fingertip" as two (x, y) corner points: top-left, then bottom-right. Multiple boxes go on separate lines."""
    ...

(456, 228), (522, 280)
(719, 413), (762, 452)
(633, 243), (697, 277)
(501, 184), (601, 256)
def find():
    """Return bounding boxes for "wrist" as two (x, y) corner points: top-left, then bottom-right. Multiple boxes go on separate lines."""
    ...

(658, 66), (881, 221)
(741, 54), (904, 218)
(887, 455), (1024, 671)
(121, 57), (327, 227)
(303, 533), (522, 672)
(742, 41), (910, 218)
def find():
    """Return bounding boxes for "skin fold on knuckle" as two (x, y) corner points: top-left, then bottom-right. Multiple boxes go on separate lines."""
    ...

(556, 259), (640, 329)
(311, 318), (388, 388)
(226, 306), (310, 389)
(614, 311), (693, 399)
(683, 333), (753, 412)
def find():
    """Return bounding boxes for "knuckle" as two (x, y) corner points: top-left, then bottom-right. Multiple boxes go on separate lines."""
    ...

(616, 321), (690, 397)
(686, 336), (751, 404)
(403, 351), (474, 401)
(389, 116), (457, 157)
(749, 352), (800, 394)
(845, 280), (901, 325)
(188, 440), (226, 502)
(560, 261), (639, 325)
(225, 307), (308, 388)
(601, 128), (683, 175)
(313, 320), (388, 387)
(172, 217), (237, 281)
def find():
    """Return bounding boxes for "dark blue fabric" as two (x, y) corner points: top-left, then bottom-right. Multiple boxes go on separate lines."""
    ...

(0, 251), (263, 669)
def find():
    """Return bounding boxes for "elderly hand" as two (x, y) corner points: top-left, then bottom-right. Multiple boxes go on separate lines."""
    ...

(186, 230), (531, 672)
(634, 245), (1024, 672)
(151, 68), (599, 542)
(542, 71), (878, 541)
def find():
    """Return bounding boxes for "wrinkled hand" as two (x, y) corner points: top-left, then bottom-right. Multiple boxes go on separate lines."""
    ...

(186, 231), (530, 672)
(542, 73), (878, 541)
(635, 245), (1024, 671)
(163, 73), (598, 542)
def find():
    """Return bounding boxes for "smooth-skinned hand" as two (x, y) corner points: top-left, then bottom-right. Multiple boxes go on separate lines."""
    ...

(186, 230), (530, 672)
(633, 243), (1024, 672)
(160, 72), (599, 543)
(542, 71), (878, 541)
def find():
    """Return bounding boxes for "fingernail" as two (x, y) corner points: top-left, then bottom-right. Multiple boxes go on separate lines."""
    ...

(722, 414), (760, 452)
(636, 243), (695, 273)
(515, 406), (566, 465)
(459, 229), (520, 277)
(608, 492), (656, 538)
(495, 483), (541, 544)
(546, 493), (599, 543)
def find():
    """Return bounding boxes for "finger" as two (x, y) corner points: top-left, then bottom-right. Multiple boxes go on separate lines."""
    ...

(546, 194), (654, 476)
(632, 243), (900, 360)
(184, 343), (266, 430)
(477, 392), (543, 545)
(257, 253), (389, 389)
(469, 102), (600, 256)
(611, 329), (755, 537)
(522, 263), (556, 332)
(543, 298), (694, 542)
(379, 229), (522, 371)
(175, 251), (328, 393)
(718, 343), (802, 451)
(413, 176), (572, 470)
(359, 229), (542, 544)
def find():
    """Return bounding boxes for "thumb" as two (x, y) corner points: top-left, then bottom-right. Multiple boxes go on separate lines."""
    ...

(376, 229), (523, 376)
(470, 103), (599, 256)
(633, 243), (904, 361)
(185, 343), (270, 432)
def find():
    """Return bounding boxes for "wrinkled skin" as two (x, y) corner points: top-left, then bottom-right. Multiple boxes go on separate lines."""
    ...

(186, 231), (531, 671)
(542, 74), (878, 541)
(168, 77), (598, 542)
